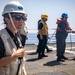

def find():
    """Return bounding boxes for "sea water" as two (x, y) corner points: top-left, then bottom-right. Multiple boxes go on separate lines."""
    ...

(26, 33), (75, 44)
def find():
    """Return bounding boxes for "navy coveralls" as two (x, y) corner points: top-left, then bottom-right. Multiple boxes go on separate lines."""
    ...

(37, 22), (47, 57)
(56, 22), (68, 57)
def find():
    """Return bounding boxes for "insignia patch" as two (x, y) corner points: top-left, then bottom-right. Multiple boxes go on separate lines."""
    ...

(18, 6), (23, 10)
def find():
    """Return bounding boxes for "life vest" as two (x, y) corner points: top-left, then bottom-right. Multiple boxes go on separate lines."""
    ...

(39, 20), (48, 36)
(56, 18), (72, 31)
(0, 29), (19, 75)
(20, 22), (28, 36)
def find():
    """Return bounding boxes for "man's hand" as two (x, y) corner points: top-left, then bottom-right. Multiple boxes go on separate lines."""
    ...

(72, 30), (75, 33)
(66, 30), (75, 33)
(40, 35), (43, 39)
(12, 48), (25, 58)
(26, 36), (28, 40)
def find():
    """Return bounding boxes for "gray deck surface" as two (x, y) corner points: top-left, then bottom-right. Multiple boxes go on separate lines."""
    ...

(24, 43), (75, 75)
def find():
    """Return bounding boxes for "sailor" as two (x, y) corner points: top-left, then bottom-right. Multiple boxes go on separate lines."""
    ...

(0, 0), (27, 75)
(56, 13), (75, 61)
(37, 14), (49, 59)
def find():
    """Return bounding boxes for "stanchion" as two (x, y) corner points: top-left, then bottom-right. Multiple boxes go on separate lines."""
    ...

(48, 30), (56, 43)
(70, 33), (72, 51)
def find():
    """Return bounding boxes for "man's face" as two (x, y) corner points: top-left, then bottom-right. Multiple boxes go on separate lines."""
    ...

(63, 17), (67, 21)
(11, 13), (26, 30)
(43, 18), (48, 22)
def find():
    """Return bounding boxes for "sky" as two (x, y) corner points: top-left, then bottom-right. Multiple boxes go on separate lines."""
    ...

(0, 0), (75, 33)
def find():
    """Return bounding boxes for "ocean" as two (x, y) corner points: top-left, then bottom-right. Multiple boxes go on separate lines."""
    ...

(26, 33), (75, 44)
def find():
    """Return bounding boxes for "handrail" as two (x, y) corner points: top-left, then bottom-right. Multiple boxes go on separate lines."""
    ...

(26, 29), (75, 45)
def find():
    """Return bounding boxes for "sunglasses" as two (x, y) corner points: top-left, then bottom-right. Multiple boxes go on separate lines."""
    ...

(12, 15), (27, 21)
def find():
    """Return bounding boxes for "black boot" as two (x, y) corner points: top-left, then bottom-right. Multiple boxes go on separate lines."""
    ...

(47, 49), (53, 53)
(57, 56), (64, 62)
(61, 56), (68, 60)
(38, 54), (42, 59)
(46, 46), (53, 53)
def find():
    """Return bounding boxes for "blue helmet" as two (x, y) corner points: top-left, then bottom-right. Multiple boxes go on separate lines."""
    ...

(61, 13), (68, 18)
